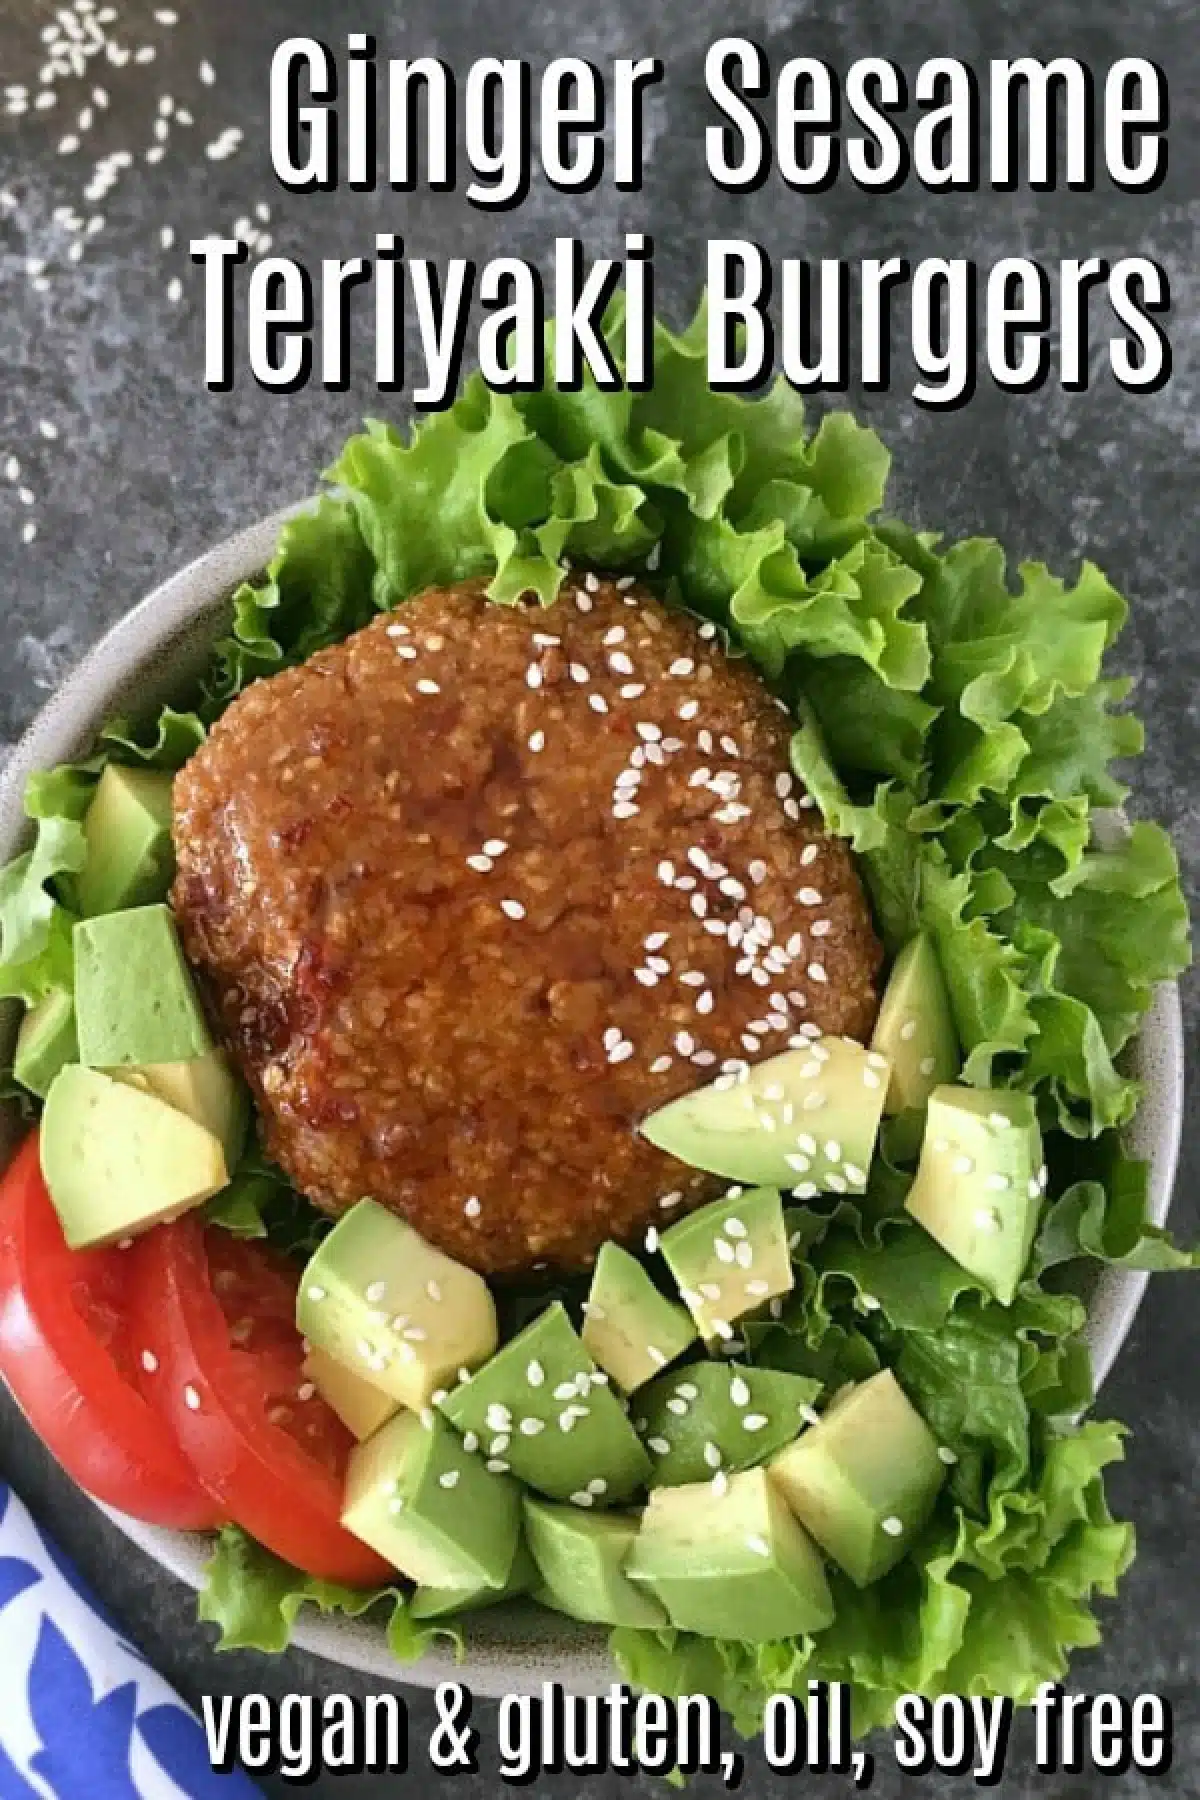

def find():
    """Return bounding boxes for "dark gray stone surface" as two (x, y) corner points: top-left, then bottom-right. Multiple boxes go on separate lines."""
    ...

(0, 0), (1195, 1794)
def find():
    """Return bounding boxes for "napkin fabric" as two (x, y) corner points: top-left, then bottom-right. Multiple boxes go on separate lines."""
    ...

(0, 1482), (260, 1800)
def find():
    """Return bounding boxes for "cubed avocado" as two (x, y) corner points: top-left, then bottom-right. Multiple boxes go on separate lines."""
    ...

(297, 1199), (498, 1412)
(40, 1064), (228, 1248)
(77, 764), (176, 919)
(110, 1048), (248, 1171)
(581, 1243), (697, 1393)
(13, 990), (78, 1099)
(439, 1302), (653, 1504)
(626, 1467), (834, 1642)
(640, 1037), (890, 1197)
(74, 905), (213, 1068)
(659, 1186), (793, 1344)
(303, 1345), (401, 1442)
(768, 1370), (945, 1587)
(342, 1409), (521, 1590)
(410, 1540), (538, 1621)
(904, 1086), (1046, 1305)
(637, 1363), (823, 1488)
(870, 936), (959, 1117)
(524, 1497), (667, 1628)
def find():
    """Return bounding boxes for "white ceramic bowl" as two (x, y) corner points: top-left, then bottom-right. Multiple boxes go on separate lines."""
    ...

(0, 513), (1185, 1695)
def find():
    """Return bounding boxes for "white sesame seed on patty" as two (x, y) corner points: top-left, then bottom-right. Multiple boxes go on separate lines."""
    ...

(500, 899), (526, 920)
(415, 678), (440, 694)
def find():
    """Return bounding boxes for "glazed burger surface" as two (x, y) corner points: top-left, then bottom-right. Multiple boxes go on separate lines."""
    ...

(172, 577), (882, 1274)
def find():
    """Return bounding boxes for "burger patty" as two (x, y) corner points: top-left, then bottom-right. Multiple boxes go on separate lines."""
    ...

(172, 576), (882, 1274)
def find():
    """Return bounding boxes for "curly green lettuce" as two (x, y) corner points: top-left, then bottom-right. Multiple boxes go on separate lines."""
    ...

(0, 296), (1191, 1739)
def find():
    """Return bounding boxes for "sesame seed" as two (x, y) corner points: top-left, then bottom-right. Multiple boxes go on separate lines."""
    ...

(745, 1533), (771, 1557)
(569, 662), (590, 683)
(900, 1020), (918, 1042)
(519, 1417), (546, 1436)
(141, 1350), (158, 1374)
(666, 1397), (689, 1417)
(609, 651), (634, 675)
(938, 1446), (959, 1465)
(500, 899), (526, 920)
(482, 838), (508, 856)
(604, 626), (626, 646)
(743, 1413), (769, 1433)
(659, 1190), (683, 1209)
(608, 1040), (634, 1064)
(183, 1384), (201, 1411)
(416, 678), (440, 695)
(525, 664), (543, 689)
(952, 1155), (975, 1176)
(644, 1226), (660, 1253)
(621, 683), (646, 699)
(365, 1280), (387, 1304)
(647, 1345), (668, 1368)
(669, 657), (695, 676)
(974, 1208), (1002, 1233)
(647, 1436), (671, 1455)
(467, 854), (494, 873)
(881, 1516), (905, 1538)
(808, 964), (828, 984)
(730, 1375), (751, 1407)
(696, 990), (715, 1015)
(589, 694), (609, 713)
(528, 729), (545, 752)
(464, 1196), (482, 1219)
(306, 1284), (326, 1303)
(439, 1469), (461, 1489)
(703, 1442), (723, 1469)
(487, 1459), (511, 1474)
(650, 1055), (673, 1074)
(711, 1470), (730, 1497)
(678, 699), (699, 720)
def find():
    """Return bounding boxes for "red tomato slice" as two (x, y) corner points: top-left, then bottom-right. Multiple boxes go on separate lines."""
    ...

(128, 1214), (392, 1587)
(0, 1132), (222, 1530)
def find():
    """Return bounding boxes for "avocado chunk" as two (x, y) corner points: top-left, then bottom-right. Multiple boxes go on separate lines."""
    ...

(297, 1199), (498, 1412)
(626, 1467), (834, 1642)
(75, 905), (213, 1068)
(769, 1369), (945, 1587)
(411, 1540), (538, 1621)
(524, 1497), (667, 1628)
(77, 765), (176, 919)
(41, 1064), (227, 1248)
(637, 1363), (823, 1488)
(870, 936), (959, 1118)
(303, 1345), (401, 1442)
(439, 1302), (652, 1504)
(904, 1086), (1046, 1305)
(581, 1243), (697, 1393)
(659, 1186), (793, 1344)
(111, 1048), (248, 1170)
(342, 1409), (521, 1590)
(13, 990), (78, 1099)
(640, 1037), (890, 1196)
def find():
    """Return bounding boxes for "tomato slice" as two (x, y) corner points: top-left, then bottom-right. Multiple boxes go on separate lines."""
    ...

(128, 1214), (392, 1587)
(0, 1133), (223, 1530)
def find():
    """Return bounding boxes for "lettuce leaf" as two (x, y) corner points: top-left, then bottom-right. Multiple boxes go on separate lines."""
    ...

(198, 1526), (458, 1665)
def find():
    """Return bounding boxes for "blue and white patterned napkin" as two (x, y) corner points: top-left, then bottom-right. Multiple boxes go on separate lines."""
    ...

(0, 1482), (260, 1799)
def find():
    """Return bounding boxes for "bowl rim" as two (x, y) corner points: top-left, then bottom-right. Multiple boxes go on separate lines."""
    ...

(0, 511), (1185, 1699)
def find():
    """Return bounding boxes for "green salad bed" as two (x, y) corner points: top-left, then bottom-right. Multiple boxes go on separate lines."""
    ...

(0, 303), (1193, 1739)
